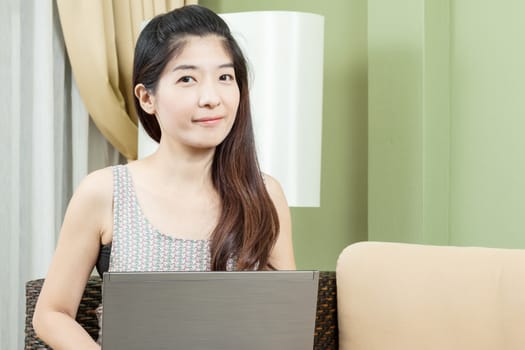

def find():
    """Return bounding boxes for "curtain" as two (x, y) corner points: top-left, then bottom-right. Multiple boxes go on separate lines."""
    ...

(0, 0), (122, 348)
(1, 1), (73, 347)
(56, 0), (197, 160)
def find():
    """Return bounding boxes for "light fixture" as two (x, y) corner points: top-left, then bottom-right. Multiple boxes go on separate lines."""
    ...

(138, 11), (324, 207)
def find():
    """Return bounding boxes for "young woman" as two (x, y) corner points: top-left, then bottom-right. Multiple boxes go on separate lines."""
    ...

(33, 5), (295, 349)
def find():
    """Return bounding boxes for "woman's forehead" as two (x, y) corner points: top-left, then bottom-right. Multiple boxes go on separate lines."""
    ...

(170, 35), (232, 66)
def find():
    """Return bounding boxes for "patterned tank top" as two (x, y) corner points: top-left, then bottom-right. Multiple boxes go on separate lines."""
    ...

(108, 164), (234, 271)
(96, 165), (234, 343)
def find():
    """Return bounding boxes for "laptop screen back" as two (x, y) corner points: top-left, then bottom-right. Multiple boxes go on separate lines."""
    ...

(102, 271), (319, 350)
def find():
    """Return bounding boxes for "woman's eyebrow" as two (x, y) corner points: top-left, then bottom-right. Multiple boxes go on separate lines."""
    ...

(172, 63), (234, 72)
(172, 64), (197, 72)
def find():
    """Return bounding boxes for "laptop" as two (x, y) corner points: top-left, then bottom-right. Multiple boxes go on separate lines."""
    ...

(101, 270), (319, 349)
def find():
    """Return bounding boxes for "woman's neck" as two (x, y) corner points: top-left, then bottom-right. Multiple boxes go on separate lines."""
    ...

(144, 143), (216, 194)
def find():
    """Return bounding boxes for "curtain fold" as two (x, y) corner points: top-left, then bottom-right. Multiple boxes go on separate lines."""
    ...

(1, 1), (81, 347)
(56, 0), (197, 160)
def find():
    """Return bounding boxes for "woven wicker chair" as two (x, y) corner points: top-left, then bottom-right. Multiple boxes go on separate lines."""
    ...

(25, 271), (338, 349)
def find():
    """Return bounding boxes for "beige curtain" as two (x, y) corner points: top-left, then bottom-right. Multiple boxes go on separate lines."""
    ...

(56, 0), (197, 160)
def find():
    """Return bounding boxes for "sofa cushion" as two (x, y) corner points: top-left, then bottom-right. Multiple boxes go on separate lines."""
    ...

(336, 242), (525, 350)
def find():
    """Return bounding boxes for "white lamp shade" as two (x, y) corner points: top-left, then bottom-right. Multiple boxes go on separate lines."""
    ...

(138, 11), (324, 207)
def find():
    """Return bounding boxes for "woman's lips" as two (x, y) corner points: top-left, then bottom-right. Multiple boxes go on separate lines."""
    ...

(193, 116), (224, 125)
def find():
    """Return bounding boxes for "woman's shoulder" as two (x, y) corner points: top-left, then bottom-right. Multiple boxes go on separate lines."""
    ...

(261, 174), (295, 269)
(80, 165), (114, 188)
(73, 166), (116, 205)
(62, 166), (116, 243)
(262, 173), (284, 194)
(261, 173), (288, 206)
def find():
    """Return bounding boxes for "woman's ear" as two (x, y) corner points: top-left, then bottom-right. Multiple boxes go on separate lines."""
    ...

(134, 84), (156, 115)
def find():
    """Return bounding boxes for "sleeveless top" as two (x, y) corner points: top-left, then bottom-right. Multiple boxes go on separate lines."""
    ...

(95, 165), (235, 343)
(102, 164), (237, 272)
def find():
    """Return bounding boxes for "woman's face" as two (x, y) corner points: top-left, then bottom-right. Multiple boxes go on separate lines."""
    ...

(144, 35), (240, 153)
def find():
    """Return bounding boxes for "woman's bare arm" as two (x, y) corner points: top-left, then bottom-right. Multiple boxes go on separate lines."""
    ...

(264, 174), (296, 270)
(33, 168), (113, 349)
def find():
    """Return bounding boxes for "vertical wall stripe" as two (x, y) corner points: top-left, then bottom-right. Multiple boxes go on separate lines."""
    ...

(422, 0), (451, 244)
(368, 0), (425, 242)
(368, 0), (451, 244)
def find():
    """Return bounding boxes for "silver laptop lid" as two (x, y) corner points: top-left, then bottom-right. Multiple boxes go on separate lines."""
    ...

(102, 271), (319, 350)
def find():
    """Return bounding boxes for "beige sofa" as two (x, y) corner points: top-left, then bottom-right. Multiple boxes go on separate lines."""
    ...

(336, 242), (525, 350)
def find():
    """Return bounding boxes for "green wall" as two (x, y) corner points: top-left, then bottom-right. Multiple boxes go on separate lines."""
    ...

(200, 0), (368, 270)
(368, 0), (451, 244)
(202, 0), (525, 268)
(368, 0), (525, 248)
(449, 0), (525, 247)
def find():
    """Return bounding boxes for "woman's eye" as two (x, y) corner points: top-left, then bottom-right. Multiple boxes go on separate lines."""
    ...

(219, 74), (235, 82)
(178, 76), (195, 83)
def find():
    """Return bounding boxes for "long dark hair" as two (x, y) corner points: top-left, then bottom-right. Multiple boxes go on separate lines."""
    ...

(132, 5), (279, 270)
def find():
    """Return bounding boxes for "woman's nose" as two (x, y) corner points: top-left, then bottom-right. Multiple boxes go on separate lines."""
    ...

(198, 81), (221, 108)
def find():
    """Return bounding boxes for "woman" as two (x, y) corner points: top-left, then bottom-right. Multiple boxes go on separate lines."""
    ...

(33, 5), (295, 349)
